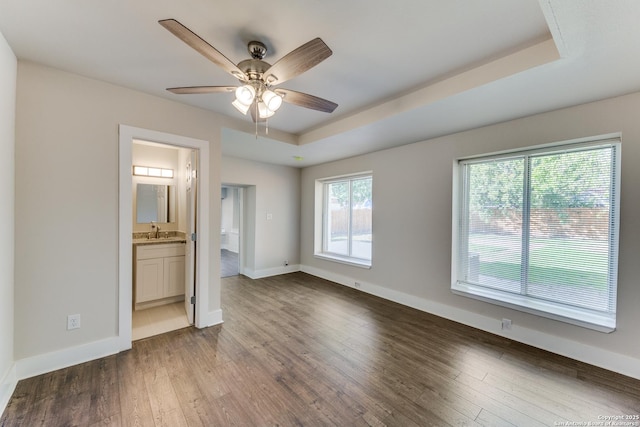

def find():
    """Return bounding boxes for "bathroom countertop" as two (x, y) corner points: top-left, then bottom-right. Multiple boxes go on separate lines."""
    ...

(132, 237), (187, 246)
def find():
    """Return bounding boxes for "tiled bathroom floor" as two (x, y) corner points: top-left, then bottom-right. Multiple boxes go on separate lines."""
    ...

(132, 301), (191, 341)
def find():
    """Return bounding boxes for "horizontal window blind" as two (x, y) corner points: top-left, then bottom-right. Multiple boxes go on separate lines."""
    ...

(455, 140), (620, 330)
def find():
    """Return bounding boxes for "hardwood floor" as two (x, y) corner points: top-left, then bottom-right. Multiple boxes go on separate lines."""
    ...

(2, 272), (639, 426)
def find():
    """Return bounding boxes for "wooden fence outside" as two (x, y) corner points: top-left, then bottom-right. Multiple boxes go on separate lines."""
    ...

(330, 209), (372, 236)
(470, 207), (610, 239)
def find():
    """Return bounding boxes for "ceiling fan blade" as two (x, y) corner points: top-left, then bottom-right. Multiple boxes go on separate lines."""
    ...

(167, 86), (236, 95)
(159, 19), (246, 80)
(276, 89), (338, 113)
(263, 38), (332, 86)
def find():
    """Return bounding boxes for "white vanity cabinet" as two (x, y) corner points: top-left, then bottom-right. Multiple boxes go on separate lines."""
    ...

(134, 242), (185, 309)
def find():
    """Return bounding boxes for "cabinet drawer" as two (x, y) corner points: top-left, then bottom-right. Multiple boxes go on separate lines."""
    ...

(136, 243), (185, 260)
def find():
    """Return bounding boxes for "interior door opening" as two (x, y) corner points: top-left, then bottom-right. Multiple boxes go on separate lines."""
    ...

(119, 125), (214, 351)
(221, 185), (243, 277)
(131, 139), (198, 341)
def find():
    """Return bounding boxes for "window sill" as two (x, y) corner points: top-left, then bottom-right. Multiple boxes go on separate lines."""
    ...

(314, 253), (372, 269)
(452, 281), (615, 333)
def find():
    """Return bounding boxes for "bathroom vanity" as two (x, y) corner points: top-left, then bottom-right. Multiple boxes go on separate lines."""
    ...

(133, 239), (186, 310)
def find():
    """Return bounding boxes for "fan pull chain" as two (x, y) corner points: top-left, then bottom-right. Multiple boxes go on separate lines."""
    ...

(255, 102), (258, 139)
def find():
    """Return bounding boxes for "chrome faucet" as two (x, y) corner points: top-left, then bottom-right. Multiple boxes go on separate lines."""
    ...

(150, 221), (160, 239)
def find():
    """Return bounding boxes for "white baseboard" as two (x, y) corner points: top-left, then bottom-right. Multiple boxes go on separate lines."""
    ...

(2, 307), (224, 415)
(200, 309), (223, 328)
(300, 264), (640, 380)
(243, 264), (301, 280)
(0, 363), (17, 417)
(15, 337), (120, 381)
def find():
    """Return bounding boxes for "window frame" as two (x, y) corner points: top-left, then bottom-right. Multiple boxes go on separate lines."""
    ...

(451, 136), (621, 332)
(315, 172), (373, 268)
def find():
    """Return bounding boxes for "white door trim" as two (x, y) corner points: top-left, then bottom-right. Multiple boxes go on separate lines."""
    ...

(118, 125), (211, 351)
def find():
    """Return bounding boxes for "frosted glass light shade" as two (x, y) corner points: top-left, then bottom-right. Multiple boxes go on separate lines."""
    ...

(133, 165), (174, 178)
(148, 168), (162, 177)
(235, 85), (256, 105)
(133, 166), (148, 176)
(262, 90), (283, 112)
(258, 101), (276, 118)
(232, 99), (251, 115)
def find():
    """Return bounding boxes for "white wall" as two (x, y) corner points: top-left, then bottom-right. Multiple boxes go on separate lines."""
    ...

(221, 156), (300, 277)
(220, 188), (234, 235)
(0, 30), (17, 413)
(301, 91), (640, 379)
(13, 61), (229, 364)
(221, 187), (239, 252)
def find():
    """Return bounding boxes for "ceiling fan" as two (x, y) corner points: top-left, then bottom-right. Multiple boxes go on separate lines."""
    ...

(159, 19), (338, 123)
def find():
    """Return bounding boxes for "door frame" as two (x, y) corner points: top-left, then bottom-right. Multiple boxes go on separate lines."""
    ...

(118, 125), (211, 351)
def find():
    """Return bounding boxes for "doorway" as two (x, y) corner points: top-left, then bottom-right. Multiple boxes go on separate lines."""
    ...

(130, 140), (196, 340)
(221, 185), (243, 277)
(118, 125), (213, 352)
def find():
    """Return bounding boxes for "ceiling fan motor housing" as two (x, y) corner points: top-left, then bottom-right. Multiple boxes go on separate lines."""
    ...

(248, 41), (267, 60)
(237, 58), (271, 82)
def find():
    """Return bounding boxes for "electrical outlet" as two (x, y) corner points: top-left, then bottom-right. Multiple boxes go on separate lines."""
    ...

(501, 318), (512, 330)
(354, 281), (361, 288)
(67, 314), (81, 330)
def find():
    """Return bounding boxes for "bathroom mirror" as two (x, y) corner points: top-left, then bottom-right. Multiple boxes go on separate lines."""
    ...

(136, 183), (176, 223)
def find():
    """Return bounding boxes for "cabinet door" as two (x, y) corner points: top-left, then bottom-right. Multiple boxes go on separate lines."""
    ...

(136, 258), (164, 303)
(164, 256), (185, 297)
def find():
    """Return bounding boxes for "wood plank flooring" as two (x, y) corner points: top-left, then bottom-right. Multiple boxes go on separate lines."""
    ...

(2, 272), (639, 426)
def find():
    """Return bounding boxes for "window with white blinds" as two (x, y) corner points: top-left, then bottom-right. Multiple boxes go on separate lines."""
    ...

(452, 138), (620, 332)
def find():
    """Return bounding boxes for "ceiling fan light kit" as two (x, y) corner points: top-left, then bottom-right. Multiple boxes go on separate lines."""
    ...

(235, 85), (256, 106)
(231, 83), (282, 119)
(231, 98), (251, 115)
(262, 90), (283, 112)
(159, 18), (338, 130)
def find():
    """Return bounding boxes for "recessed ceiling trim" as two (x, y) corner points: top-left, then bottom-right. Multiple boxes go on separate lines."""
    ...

(298, 37), (561, 146)
(538, 0), (570, 58)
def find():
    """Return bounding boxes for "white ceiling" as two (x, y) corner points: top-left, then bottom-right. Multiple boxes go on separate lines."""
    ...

(2, 1), (640, 167)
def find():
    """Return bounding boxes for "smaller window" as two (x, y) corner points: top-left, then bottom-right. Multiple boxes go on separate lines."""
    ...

(315, 173), (372, 267)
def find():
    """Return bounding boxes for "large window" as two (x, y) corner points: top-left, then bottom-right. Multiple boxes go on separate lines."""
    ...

(316, 174), (372, 267)
(453, 138), (620, 331)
